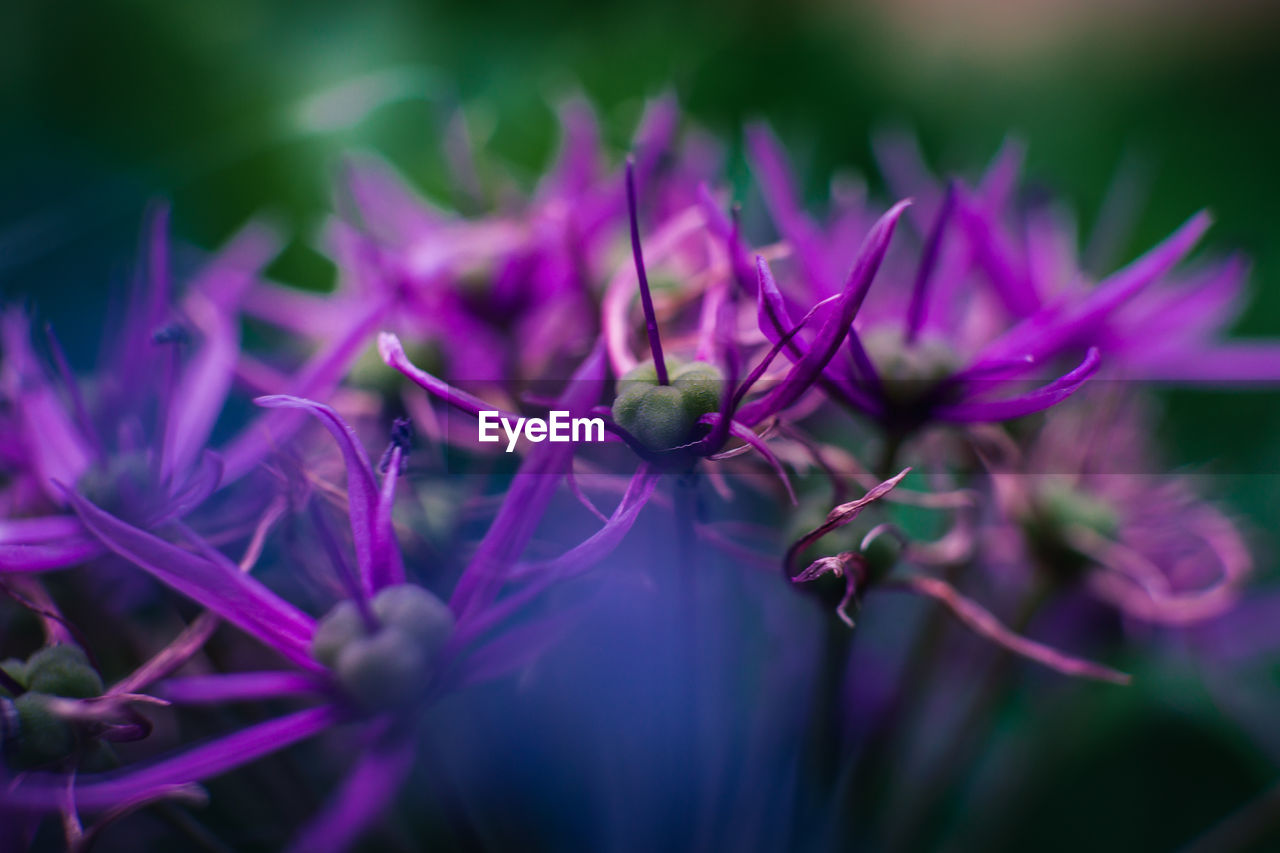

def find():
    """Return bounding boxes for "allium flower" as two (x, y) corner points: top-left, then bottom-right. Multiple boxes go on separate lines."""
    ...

(868, 128), (1280, 384)
(990, 398), (1251, 625)
(2, 378), (651, 850)
(732, 125), (1109, 437)
(0, 206), (389, 574)
(786, 468), (1132, 684)
(244, 95), (712, 393)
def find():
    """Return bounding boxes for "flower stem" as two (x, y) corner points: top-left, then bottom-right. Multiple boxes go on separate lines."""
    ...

(626, 155), (669, 384)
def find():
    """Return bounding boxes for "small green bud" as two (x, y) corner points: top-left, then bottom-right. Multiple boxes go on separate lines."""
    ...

(26, 645), (103, 699)
(10, 692), (75, 769)
(612, 384), (691, 450)
(671, 361), (725, 423)
(334, 628), (428, 710)
(863, 328), (960, 410)
(371, 585), (454, 659)
(0, 659), (27, 698)
(612, 359), (724, 451)
(310, 600), (366, 669)
(1022, 483), (1120, 580)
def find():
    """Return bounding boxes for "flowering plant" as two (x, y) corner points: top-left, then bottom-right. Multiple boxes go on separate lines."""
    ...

(0, 100), (1271, 852)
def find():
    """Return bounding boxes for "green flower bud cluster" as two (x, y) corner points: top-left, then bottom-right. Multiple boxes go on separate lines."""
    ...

(311, 584), (455, 712)
(1023, 482), (1120, 580)
(611, 358), (725, 451)
(862, 328), (961, 410)
(2, 644), (105, 770)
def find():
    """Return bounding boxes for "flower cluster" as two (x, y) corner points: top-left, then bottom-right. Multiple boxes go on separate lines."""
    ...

(0, 98), (1270, 850)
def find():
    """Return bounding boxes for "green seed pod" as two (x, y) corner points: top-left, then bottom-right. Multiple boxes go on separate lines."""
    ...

(26, 645), (103, 699)
(612, 384), (693, 450)
(311, 600), (366, 669)
(0, 659), (27, 698)
(372, 585), (455, 659)
(334, 628), (428, 711)
(10, 692), (75, 769)
(671, 361), (725, 423)
(862, 328), (960, 409)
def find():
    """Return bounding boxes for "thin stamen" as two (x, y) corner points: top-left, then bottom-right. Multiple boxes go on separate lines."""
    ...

(625, 155), (668, 384)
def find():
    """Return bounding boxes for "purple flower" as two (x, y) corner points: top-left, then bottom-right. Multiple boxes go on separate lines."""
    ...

(2, 389), (652, 851)
(991, 399), (1251, 625)
(874, 129), (1280, 384)
(243, 95), (713, 392)
(0, 206), (393, 574)
(731, 124), (1111, 436)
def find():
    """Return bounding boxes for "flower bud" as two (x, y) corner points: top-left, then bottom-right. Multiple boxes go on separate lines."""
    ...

(311, 600), (365, 669)
(9, 692), (75, 769)
(334, 628), (428, 711)
(0, 659), (27, 698)
(671, 361), (725, 423)
(863, 328), (960, 411)
(25, 645), (103, 699)
(612, 384), (691, 450)
(371, 584), (454, 662)
(313, 585), (457, 712)
(611, 359), (725, 451)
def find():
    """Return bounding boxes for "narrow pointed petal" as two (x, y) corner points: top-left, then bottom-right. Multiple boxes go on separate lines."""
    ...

(63, 490), (319, 669)
(449, 341), (608, 620)
(222, 293), (394, 483)
(372, 446), (407, 590)
(158, 672), (327, 705)
(255, 396), (379, 596)
(285, 732), (417, 853)
(738, 200), (910, 425)
(935, 347), (1099, 422)
(1, 706), (341, 812)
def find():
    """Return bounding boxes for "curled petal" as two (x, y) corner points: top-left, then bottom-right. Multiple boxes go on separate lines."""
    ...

(378, 332), (520, 421)
(935, 348), (1099, 423)
(792, 551), (865, 627)
(724, 419), (797, 505)
(255, 395), (380, 598)
(785, 468), (911, 579)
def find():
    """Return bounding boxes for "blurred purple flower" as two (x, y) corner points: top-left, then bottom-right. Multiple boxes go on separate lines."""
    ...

(3, 380), (652, 850)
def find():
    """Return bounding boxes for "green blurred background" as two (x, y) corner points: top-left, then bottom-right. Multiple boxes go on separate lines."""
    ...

(3, 2), (1279, 849)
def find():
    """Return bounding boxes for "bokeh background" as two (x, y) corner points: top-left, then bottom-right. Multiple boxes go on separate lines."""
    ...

(4, 1), (1280, 849)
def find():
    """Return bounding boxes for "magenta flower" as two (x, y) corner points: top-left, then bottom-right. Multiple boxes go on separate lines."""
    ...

(992, 399), (1251, 626)
(729, 125), (1110, 437)
(871, 128), (1280, 385)
(0, 205), (397, 575)
(2, 376), (653, 850)
(243, 95), (712, 392)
